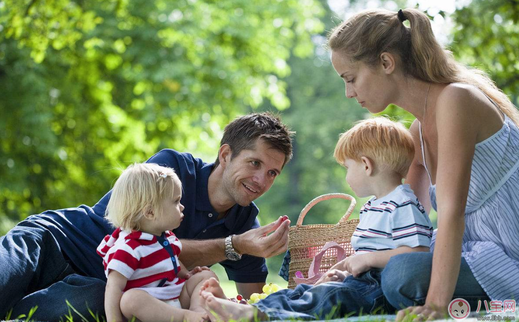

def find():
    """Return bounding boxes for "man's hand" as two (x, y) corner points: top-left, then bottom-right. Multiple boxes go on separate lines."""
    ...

(233, 216), (290, 258)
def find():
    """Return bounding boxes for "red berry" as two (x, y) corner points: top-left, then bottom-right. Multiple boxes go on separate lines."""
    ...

(236, 294), (243, 301)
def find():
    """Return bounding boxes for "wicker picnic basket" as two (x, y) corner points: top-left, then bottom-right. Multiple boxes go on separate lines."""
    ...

(287, 193), (359, 289)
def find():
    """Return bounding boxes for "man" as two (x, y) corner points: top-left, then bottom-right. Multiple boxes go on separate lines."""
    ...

(0, 112), (293, 321)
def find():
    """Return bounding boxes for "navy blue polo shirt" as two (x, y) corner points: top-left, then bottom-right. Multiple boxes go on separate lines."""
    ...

(32, 149), (267, 283)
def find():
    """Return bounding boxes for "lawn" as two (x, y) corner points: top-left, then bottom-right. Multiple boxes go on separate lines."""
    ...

(211, 264), (289, 299)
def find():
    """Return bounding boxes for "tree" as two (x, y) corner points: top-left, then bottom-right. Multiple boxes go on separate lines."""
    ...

(255, 0), (414, 233)
(0, 0), (325, 231)
(449, 0), (519, 103)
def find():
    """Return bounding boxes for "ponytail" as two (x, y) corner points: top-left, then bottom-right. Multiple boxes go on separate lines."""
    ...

(329, 8), (519, 124)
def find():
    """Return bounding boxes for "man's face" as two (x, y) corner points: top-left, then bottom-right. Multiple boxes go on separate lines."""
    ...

(221, 139), (285, 207)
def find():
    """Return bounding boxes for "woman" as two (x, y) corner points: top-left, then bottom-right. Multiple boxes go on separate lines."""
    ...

(199, 8), (519, 321)
(328, 7), (519, 320)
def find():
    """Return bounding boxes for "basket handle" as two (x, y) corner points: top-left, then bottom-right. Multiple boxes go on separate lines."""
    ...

(295, 193), (356, 227)
(308, 241), (346, 277)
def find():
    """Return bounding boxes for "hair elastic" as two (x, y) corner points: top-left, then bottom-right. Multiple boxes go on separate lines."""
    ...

(397, 9), (407, 23)
(156, 172), (168, 182)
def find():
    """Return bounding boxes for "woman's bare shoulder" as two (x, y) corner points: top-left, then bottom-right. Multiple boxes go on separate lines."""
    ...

(437, 83), (478, 106)
(435, 83), (493, 120)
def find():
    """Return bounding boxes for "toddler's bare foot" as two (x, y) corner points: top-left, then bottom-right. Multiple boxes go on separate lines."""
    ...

(201, 291), (263, 322)
(183, 310), (209, 322)
(199, 277), (226, 299)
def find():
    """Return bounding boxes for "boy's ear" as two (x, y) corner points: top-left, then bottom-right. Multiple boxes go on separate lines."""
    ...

(218, 144), (232, 168)
(360, 156), (374, 176)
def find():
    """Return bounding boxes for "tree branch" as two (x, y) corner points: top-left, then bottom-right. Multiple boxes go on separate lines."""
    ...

(24, 0), (38, 16)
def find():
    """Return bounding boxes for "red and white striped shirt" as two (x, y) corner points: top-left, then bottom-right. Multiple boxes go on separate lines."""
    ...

(97, 228), (185, 300)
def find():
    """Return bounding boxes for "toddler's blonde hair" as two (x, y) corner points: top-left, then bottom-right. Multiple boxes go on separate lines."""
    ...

(106, 163), (181, 231)
(334, 117), (415, 178)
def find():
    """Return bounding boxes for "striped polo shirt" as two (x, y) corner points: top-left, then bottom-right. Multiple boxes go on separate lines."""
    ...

(351, 184), (433, 254)
(97, 228), (185, 300)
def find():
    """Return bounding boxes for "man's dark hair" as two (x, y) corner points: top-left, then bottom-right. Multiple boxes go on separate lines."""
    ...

(214, 112), (294, 167)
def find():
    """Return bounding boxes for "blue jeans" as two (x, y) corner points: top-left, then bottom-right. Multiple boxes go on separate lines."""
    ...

(381, 252), (490, 310)
(254, 269), (394, 320)
(0, 219), (106, 321)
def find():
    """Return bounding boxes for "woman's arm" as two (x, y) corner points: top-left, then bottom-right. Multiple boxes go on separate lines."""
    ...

(406, 120), (432, 213)
(398, 85), (479, 320)
(424, 87), (476, 310)
(105, 271), (128, 322)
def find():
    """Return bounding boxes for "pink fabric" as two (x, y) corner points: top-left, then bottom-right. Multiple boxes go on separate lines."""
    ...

(293, 241), (346, 285)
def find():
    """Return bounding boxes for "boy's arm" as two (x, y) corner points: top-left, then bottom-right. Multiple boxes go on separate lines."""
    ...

(332, 246), (429, 277)
(105, 270), (128, 322)
(358, 246), (429, 270)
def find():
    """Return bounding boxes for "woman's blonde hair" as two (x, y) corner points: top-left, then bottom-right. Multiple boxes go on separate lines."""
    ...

(106, 163), (181, 231)
(334, 117), (415, 178)
(328, 8), (519, 124)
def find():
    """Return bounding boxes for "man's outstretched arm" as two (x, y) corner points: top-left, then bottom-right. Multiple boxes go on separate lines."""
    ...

(178, 216), (290, 268)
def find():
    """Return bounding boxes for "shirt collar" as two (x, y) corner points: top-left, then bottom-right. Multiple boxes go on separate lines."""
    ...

(195, 162), (258, 230)
(195, 162), (217, 213)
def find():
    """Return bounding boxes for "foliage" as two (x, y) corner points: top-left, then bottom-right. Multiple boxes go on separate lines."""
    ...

(2, 0), (519, 286)
(449, 0), (519, 103)
(254, 0), (415, 271)
(0, 0), (324, 226)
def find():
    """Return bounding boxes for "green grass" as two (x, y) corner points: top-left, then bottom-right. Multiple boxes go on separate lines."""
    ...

(4, 266), (400, 322)
(3, 304), (397, 322)
(211, 264), (289, 298)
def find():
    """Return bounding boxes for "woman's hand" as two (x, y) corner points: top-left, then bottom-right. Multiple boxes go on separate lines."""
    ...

(396, 304), (448, 321)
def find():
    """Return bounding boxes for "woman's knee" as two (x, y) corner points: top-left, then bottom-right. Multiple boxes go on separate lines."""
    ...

(381, 252), (432, 309)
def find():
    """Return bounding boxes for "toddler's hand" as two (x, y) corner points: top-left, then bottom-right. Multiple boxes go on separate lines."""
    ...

(315, 269), (349, 285)
(183, 266), (210, 279)
(189, 266), (210, 276)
